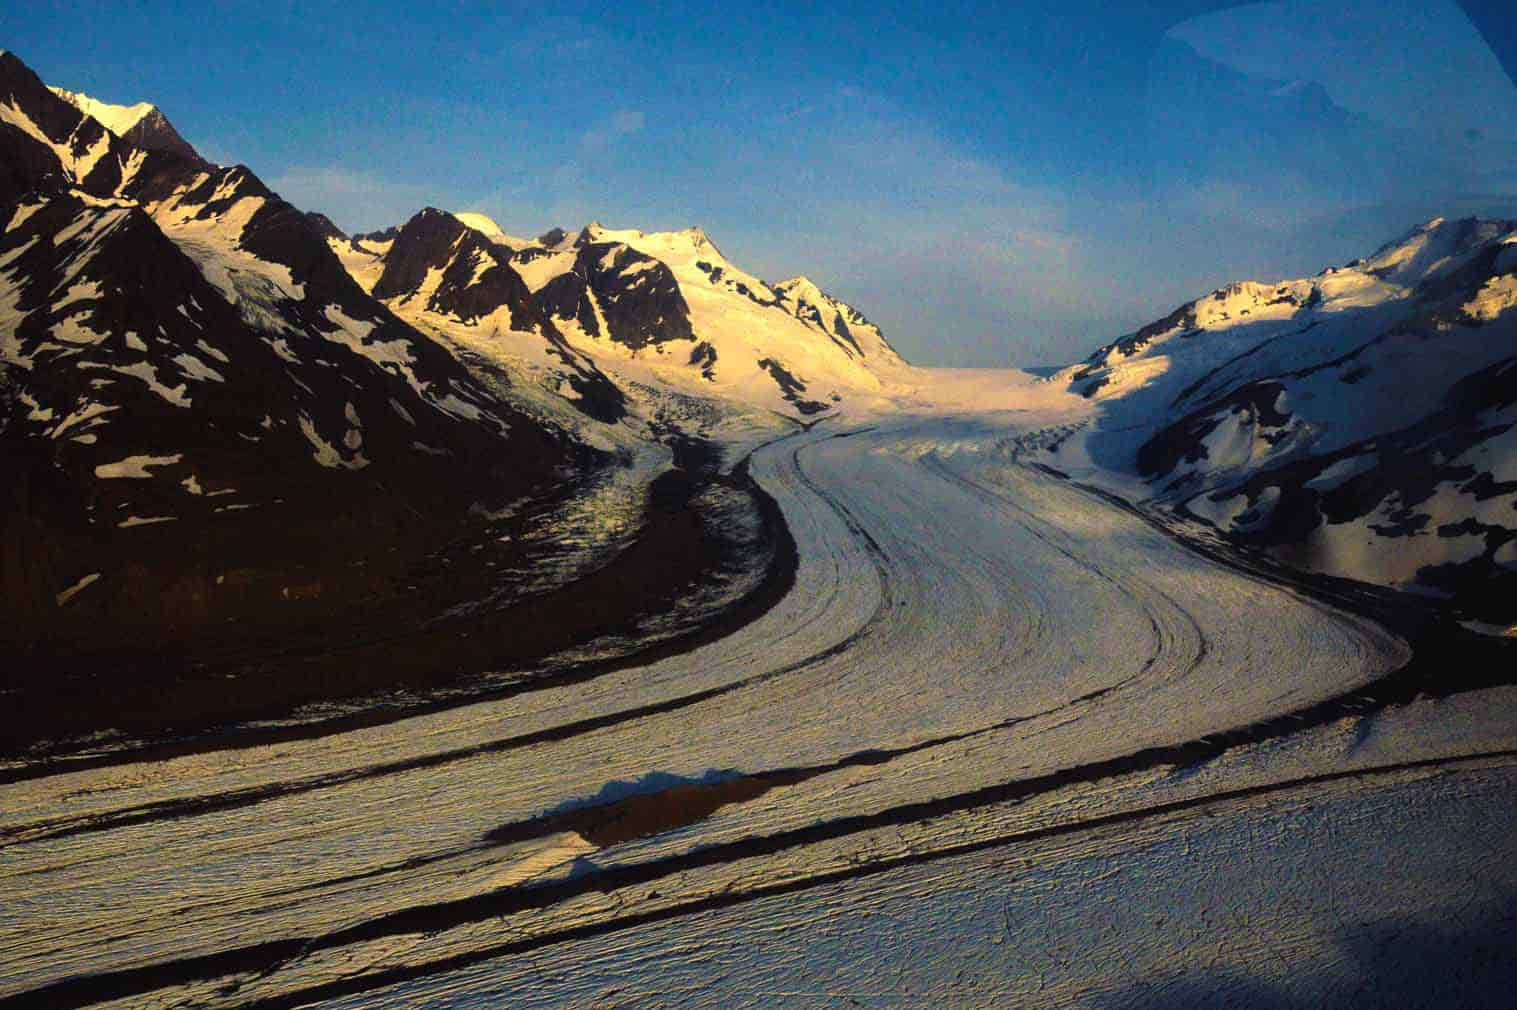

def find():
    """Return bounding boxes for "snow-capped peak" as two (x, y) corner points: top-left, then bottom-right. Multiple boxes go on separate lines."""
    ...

(1356, 216), (1516, 286)
(451, 211), (526, 249)
(776, 275), (824, 299)
(682, 225), (717, 252)
(44, 81), (202, 162)
(775, 275), (884, 328)
(1362, 216), (1449, 259)
(573, 222), (727, 264)
(48, 86), (155, 137)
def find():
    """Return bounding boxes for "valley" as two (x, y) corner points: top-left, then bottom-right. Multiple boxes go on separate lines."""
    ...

(4, 412), (1516, 1008)
(3, 43), (1517, 1009)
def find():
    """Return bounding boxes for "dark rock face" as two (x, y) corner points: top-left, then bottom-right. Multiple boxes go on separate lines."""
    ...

(0, 51), (130, 200)
(535, 269), (604, 338)
(118, 106), (202, 162)
(375, 208), (541, 332)
(830, 313), (863, 356)
(689, 341), (718, 380)
(371, 208), (468, 301)
(460, 236), (900, 414)
(46, 79), (205, 163)
(354, 224), (402, 244)
(1198, 356), (1517, 620)
(0, 51), (606, 692)
(529, 241), (695, 350)
(304, 211), (347, 241)
(757, 358), (830, 415)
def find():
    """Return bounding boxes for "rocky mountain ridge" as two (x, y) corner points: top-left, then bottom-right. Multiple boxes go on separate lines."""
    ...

(335, 209), (913, 421)
(1, 51), (601, 685)
(47, 84), (202, 162)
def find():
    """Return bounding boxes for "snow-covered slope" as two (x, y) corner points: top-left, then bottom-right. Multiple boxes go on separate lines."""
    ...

(1043, 217), (1517, 620)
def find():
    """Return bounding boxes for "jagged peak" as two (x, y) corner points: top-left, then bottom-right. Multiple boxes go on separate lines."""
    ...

(47, 85), (155, 138)
(679, 225), (723, 258)
(575, 221), (607, 246)
(353, 224), (402, 244)
(777, 275), (826, 298)
(45, 81), (202, 162)
(305, 211), (347, 241)
(0, 49), (32, 75)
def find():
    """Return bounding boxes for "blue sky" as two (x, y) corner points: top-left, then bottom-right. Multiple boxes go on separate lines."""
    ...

(9, 1), (1517, 365)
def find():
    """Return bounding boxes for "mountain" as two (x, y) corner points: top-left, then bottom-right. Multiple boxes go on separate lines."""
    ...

(0, 51), (597, 676)
(1045, 216), (1517, 623)
(12, 38), (1511, 746)
(333, 207), (628, 426)
(340, 211), (912, 419)
(541, 222), (910, 415)
(47, 84), (202, 162)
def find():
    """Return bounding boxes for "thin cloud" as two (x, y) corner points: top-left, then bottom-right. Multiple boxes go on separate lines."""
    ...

(580, 108), (646, 151)
(264, 165), (435, 233)
(719, 86), (1087, 364)
(498, 18), (617, 63)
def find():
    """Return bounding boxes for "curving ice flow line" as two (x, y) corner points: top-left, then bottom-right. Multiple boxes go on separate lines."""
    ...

(0, 418), (1421, 1009)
